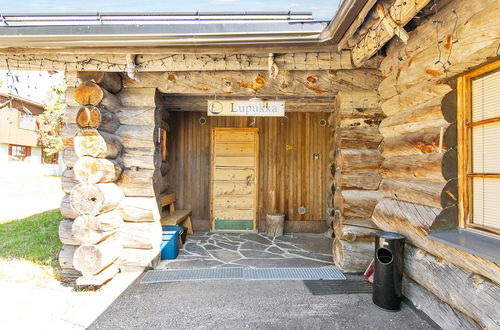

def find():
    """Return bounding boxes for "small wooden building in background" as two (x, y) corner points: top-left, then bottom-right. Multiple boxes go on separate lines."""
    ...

(0, 1), (499, 328)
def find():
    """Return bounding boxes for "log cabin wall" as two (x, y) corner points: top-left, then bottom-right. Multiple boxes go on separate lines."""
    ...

(59, 72), (164, 287)
(167, 110), (331, 232)
(328, 90), (384, 272)
(368, 0), (500, 328)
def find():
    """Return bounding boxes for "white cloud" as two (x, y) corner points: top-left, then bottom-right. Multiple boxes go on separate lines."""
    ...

(209, 0), (240, 5)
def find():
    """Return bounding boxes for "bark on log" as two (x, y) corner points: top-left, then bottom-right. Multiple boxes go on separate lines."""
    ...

(76, 105), (120, 133)
(58, 219), (79, 245)
(335, 149), (383, 170)
(74, 156), (122, 184)
(73, 211), (124, 232)
(405, 245), (500, 329)
(332, 238), (373, 273)
(115, 124), (157, 149)
(73, 82), (122, 113)
(77, 71), (123, 94)
(334, 169), (381, 191)
(70, 183), (125, 215)
(73, 237), (123, 276)
(118, 197), (161, 222)
(379, 179), (444, 209)
(74, 128), (123, 159)
(59, 244), (78, 269)
(403, 278), (482, 330)
(265, 214), (285, 237)
(333, 189), (383, 218)
(380, 153), (445, 183)
(61, 168), (79, 194)
(76, 264), (120, 290)
(119, 221), (162, 249)
(372, 198), (500, 285)
(60, 194), (78, 219)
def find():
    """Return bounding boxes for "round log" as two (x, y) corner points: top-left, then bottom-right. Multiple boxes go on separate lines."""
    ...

(265, 213), (285, 237)
(62, 147), (78, 169)
(61, 168), (79, 194)
(431, 205), (458, 231)
(73, 82), (104, 106)
(77, 72), (123, 94)
(441, 90), (457, 123)
(333, 189), (383, 218)
(76, 105), (120, 133)
(335, 149), (383, 170)
(119, 221), (162, 249)
(59, 244), (78, 269)
(74, 211), (123, 232)
(74, 156), (122, 184)
(441, 177), (458, 209)
(59, 219), (79, 245)
(73, 238), (123, 276)
(332, 238), (374, 273)
(72, 222), (117, 245)
(74, 128), (123, 159)
(60, 194), (78, 219)
(379, 179), (444, 209)
(441, 148), (458, 181)
(333, 219), (378, 242)
(70, 183), (125, 215)
(443, 122), (457, 149)
(333, 210), (379, 230)
(334, 169), (381, 191)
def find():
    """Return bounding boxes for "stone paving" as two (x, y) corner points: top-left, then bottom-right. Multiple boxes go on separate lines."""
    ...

(157, 232), (334, 269)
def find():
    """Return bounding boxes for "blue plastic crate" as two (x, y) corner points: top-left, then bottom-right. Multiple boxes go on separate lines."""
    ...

(160, 226), (183, 260)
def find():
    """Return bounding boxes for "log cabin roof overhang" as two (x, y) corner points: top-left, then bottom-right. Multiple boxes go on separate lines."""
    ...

(0, 4), (371, 53)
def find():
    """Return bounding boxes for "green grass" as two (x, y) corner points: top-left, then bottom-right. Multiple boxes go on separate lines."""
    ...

(0, 209), (63, 268)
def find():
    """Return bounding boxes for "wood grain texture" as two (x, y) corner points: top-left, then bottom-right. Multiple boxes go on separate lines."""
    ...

(167, 111), (330, 226)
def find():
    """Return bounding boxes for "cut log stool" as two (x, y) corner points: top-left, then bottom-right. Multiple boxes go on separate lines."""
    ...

(265, 213), (285, 237)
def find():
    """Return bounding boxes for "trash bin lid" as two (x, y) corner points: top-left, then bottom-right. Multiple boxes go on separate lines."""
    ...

(376, 232), (405, 240)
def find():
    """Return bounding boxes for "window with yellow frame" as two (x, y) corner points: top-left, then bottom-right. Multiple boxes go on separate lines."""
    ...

(457, 60), (500, 236)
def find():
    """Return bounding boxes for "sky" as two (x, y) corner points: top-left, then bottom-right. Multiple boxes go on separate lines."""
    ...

(0, 70), (64, 104)
(0, 0), (341, 20)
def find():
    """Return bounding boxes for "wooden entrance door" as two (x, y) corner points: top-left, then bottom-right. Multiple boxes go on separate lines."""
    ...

(210, 128), (259, 231)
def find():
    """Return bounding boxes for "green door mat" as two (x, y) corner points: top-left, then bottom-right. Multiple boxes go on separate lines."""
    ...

(214, 219), (253, 230)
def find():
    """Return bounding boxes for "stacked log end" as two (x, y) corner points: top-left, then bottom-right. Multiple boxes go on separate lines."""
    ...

(59, 71), (163, 288)
(328, 89), (384, 273)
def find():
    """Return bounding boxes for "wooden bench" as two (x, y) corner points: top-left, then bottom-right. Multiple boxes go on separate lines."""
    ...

(159, 193), (193, 234)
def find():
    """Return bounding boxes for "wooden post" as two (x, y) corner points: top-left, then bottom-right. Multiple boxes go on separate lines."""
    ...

(265, 214), (285, 237)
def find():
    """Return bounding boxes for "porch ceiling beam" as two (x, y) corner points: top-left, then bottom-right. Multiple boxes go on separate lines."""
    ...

(0, 51), (366, 72)
(158, 95), (335, 112)
(147, 70), (380, 97)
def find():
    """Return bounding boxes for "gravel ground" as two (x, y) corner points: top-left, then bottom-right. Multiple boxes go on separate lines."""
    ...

(90, 276), (436, 330)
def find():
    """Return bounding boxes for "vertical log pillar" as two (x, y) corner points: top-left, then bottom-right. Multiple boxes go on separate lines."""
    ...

(59, 71), (163, 288)
(328, 89), (384, 272)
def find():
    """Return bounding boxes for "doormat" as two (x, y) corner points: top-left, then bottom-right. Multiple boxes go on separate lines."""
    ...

(303, 280), (372, 295)
(141, 267), (345, 284)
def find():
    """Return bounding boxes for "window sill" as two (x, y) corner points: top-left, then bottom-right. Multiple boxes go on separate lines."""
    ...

(428, 229), (500, 264)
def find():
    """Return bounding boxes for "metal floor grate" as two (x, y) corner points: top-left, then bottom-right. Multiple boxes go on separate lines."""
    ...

(303, 280), (373, 295)
(141, 268), (244, 283)
(244, 267), (345, 280)
(141, 267), (345, 284)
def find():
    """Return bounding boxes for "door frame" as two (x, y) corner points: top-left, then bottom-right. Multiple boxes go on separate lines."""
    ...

(210, 127), (259, 232)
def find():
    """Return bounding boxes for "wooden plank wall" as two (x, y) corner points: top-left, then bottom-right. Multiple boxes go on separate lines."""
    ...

(167, 111), (331, 227)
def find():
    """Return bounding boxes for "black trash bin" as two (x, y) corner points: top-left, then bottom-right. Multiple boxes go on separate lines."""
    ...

(373, 232), (405, 311)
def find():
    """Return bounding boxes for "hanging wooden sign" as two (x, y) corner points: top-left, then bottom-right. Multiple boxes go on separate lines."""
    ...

(207, 100), (285, 117)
